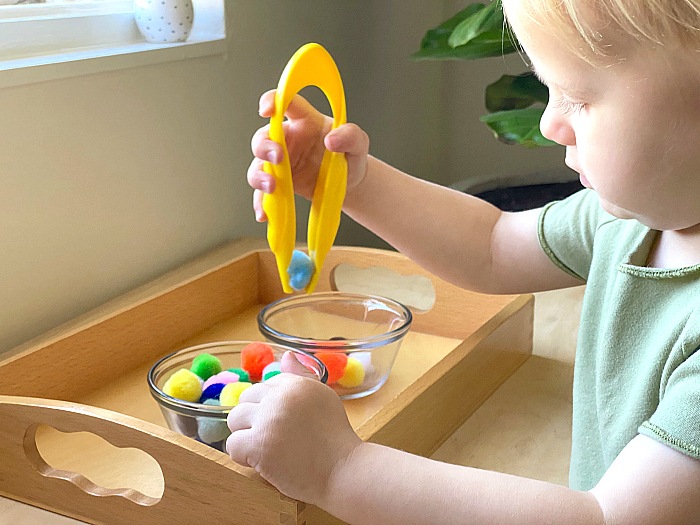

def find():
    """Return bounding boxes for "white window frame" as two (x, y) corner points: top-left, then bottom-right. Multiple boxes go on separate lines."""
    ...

(0, 0), (226, 88)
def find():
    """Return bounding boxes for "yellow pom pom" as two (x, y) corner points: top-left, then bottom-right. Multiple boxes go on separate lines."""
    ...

(337, 357), (365, 388)
(220, 381), (252, 407)
(163, 368), (202, 402)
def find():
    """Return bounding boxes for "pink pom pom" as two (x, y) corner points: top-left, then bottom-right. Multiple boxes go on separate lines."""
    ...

(202, 370), (239, 391)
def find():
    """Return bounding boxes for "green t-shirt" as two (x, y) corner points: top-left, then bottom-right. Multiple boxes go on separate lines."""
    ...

(538, 189), (700, 491)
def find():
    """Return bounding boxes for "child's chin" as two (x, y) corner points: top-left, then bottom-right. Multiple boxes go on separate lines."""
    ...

(598, 198), (632, 220)
(579, 173), (591, 189)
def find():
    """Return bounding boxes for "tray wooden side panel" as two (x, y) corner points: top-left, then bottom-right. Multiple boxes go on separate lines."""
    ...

(0, 253), (261, 402)
(256, 247), (524, 341)
(0, 396), (299, 525)
(362, 296), (533, 455)
(0, 244), (521, 404)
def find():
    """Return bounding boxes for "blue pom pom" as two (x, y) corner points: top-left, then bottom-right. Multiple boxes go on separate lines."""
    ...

(200, 382), (226, 402)
(287, 250), (315, 291)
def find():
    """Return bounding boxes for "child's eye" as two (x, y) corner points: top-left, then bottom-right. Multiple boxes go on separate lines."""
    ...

(551, 97), (585, 116)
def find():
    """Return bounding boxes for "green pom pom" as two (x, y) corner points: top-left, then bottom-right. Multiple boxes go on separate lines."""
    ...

(263, 370), (281, 381)
(190, 353), (222, 380)
(228, 367), (250, 382)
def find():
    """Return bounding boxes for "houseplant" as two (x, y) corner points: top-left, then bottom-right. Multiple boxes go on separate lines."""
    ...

(413, 1), (554, 147)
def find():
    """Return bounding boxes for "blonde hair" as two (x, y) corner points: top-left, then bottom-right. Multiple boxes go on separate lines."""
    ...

(511, 0), (700, 62)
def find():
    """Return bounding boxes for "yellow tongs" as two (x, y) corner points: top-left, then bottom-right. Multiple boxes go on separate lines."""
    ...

(263, 43), (348, 294)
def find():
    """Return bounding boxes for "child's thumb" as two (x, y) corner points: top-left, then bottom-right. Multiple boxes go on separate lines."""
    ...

(280, 351), (318, 379)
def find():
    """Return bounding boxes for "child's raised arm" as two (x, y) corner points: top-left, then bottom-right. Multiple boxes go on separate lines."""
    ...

(249, 92), (582, 296)
(342, 156), (583, 294)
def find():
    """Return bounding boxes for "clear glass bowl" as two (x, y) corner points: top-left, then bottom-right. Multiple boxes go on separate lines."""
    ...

(148, 340), (327, 451)
(258, 292), (412, 399)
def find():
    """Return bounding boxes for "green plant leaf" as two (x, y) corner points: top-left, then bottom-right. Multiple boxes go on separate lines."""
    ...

(412, 3), (516, 60)
(447, 0), (502, 48)
(485, 73), (549, 112)
(480, 108), (556, 147)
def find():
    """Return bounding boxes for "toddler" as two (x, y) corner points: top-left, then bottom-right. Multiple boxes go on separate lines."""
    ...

(230, 1), (700, 522)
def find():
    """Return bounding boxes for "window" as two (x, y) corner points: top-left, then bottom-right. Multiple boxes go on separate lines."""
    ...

(0, 0), (226, 88)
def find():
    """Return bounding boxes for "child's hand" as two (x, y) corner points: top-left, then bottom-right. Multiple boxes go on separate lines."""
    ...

(248, 90), (370, 222)
(226, 351), (362, 504)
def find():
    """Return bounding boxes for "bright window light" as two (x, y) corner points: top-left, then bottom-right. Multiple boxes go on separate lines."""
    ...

(0, 0), (226, 88)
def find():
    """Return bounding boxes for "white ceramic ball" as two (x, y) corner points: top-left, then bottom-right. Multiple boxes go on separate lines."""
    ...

(134, 0), (194, 43)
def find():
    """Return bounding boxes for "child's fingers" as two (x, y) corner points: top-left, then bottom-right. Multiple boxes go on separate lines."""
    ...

(226, 401), (258, 432)
(283, 94), (322, 121)
(258, 90), (276, 117)
(247, 158), (275, 193)
(279, 351), (317, 379)
(225, 428), (259, 468)
(251, 125), (282, 165)
(253, 189), (267, 223)
(259, 91), (318, 122)
(237, 383), (270, 405)
(325, 123), (370, 157)
(325, 123), (370, 191)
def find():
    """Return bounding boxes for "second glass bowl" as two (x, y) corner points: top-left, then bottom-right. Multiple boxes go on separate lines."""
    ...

(258, 292), (412, 399)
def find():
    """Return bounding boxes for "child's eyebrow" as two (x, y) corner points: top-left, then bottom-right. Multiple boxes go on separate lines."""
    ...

(529, 65), (591, 98)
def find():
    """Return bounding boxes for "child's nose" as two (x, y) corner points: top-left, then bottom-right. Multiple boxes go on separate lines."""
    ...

(540, 104), (576, 146)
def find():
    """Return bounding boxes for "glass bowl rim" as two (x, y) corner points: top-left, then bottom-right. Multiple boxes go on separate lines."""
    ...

(257, 291), (413, 351)
(147, 340), (328, 418)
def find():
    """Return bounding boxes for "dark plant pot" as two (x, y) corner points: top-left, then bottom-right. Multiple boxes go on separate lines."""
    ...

(474, 180), (583, 211)
(455, 169), (582, 212)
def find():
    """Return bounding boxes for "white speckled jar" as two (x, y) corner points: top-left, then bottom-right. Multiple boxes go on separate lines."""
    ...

(134, 0), (194, 43)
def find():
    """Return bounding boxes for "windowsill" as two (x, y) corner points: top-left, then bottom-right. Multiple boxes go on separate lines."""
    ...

(0, 37), (227, 89)
(0, 0), (226, 89)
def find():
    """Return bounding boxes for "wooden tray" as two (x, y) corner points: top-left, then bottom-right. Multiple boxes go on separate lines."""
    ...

(0, 239), (533, 524)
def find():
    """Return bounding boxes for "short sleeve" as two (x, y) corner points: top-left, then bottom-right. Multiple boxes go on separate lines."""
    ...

(537, 189), (604, 281)
(639, 349), (700, 459)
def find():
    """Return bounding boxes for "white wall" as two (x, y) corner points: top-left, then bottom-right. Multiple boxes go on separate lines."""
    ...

(0, 1), (567, 353)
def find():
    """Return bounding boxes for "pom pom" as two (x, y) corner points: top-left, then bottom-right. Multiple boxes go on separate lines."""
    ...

(163, 368), (203, 402)
(200, 382), (226, 402)
(352, 351), (375, 375)
(190, 353), (222, 380)
(241, 342), (275, 382)
(264, 370), (281, 381)
(219, 381), (252, 407)
(316, 351), (348, 384)
(262, 360), (282, 381)
(202, 371), (239, 391)
(262, 361), (281, 376)
(228, 367), (250, 383)
(287, 250), (315, 291)
(337, 357), (365, 388)
(197, 399), (230, 444)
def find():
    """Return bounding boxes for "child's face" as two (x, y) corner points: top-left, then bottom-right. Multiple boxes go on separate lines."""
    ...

(503, 1), (700, 231)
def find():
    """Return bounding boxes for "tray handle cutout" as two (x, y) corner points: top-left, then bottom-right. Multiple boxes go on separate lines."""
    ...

(0, 396), (298, 523)
(330, 262), (436, 313)
(26, 423), (164, 505)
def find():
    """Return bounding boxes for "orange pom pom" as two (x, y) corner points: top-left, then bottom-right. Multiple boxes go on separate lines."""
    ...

(316, 351), (348, 384)
(241, 342), (274, 382)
